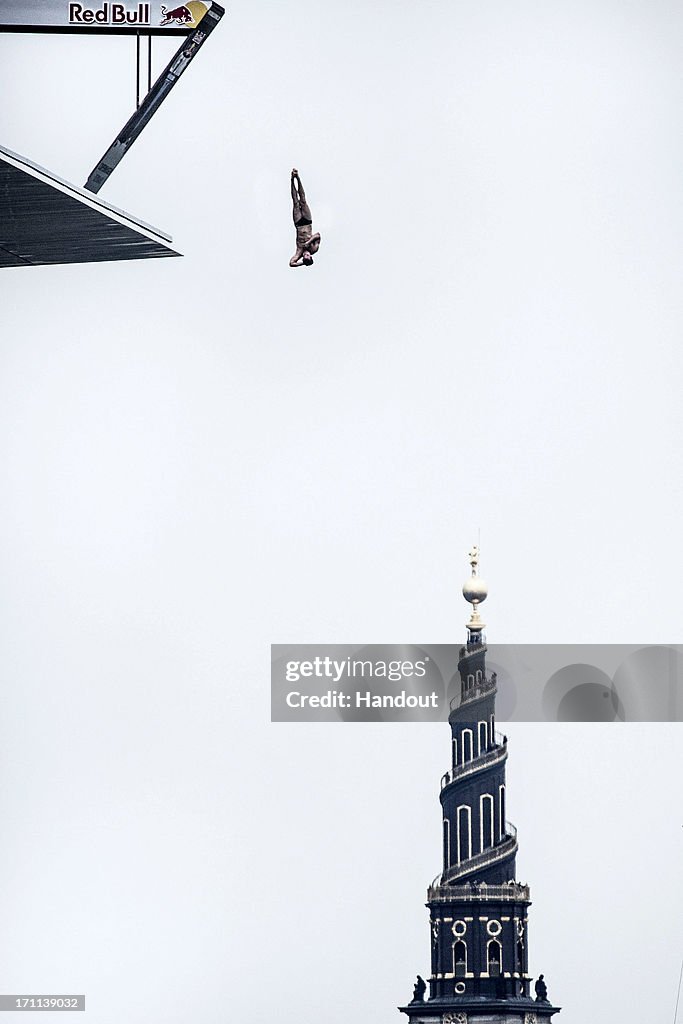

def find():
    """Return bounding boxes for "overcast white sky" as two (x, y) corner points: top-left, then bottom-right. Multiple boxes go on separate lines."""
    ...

(1, 2), (682, 1023)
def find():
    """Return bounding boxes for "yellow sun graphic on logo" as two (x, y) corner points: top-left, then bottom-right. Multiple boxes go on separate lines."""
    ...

(185, 1), (208, 26)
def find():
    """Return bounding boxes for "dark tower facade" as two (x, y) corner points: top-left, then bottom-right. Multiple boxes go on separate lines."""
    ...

(400, 548), (561, 1024)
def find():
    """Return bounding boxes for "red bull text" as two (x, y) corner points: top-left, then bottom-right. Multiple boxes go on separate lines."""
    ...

(68, 2), (151, 25)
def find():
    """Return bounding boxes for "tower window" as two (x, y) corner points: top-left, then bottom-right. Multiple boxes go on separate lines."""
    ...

(462, 729), (473, 763)
(453, 940), (467, 977)
(456, 805), (472, 863)
(487, 939), (502, 977)
(480, 794), (494, 851)
(478, 720), (487, 755)
(443, 819), (450, 869)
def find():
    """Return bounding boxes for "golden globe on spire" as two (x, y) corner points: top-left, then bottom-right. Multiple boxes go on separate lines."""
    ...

(462, 544), (488, 634)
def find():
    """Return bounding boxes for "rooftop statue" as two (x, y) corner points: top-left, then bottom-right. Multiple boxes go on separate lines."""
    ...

(411, 976), (427, 1003)
(534, 974), (549, 1002)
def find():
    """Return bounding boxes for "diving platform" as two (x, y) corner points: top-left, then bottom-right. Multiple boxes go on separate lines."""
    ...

(0, 144), (179, 268)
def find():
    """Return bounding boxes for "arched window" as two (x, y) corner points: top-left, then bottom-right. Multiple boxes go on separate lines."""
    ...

(478, 720), (488, 755)
(443, 819), (450, 869)
(517, 940), (525, 971)
(457, 805), (472, 863)
(467, 673), (474, 689)
(453, 940), (467, 978)
(476, 669), (482, 683)
(452, 737), (458, 770)
(490, 714), (495, 741)
(480, 793), (494, 851)
(499, 785), (506, 840)
(462, 729), (473, 763)
(487, 939), (502, 977)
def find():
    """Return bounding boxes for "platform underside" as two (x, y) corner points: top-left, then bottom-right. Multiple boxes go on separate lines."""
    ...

(0, 144), (180, 267)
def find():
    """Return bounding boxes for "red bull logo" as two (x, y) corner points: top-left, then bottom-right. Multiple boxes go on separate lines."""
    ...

(68, 1), (151, 24)
(160, 4), (191, 24)
(159, 0), (207, 26)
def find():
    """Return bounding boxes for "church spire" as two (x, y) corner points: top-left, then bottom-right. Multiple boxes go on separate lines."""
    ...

(398, 551), (561, 1023)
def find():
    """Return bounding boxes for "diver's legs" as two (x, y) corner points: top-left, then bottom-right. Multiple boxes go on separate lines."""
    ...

(291, 169), (312, 224)
(298, 199), (312, 223)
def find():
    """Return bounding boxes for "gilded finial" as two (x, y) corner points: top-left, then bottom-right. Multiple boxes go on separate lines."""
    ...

(462, 544), (488, 634)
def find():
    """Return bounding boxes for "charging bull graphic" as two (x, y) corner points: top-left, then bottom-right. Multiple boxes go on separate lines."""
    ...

(159, 0), (207, 26)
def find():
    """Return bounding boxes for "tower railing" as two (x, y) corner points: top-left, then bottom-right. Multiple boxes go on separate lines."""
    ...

(440, 731), (508, 789)
(459, 635), (486, 659)
(440, 823), (518, 885)
(450, 673), (497, 710)
(427, 879), (530, 903)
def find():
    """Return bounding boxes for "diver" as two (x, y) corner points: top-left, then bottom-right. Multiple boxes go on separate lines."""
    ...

(289, 168), (321, 267)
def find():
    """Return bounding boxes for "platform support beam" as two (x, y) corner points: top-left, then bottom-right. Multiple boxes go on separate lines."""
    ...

(135, 32), (153, 109)
(84, 3), (224, 194)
